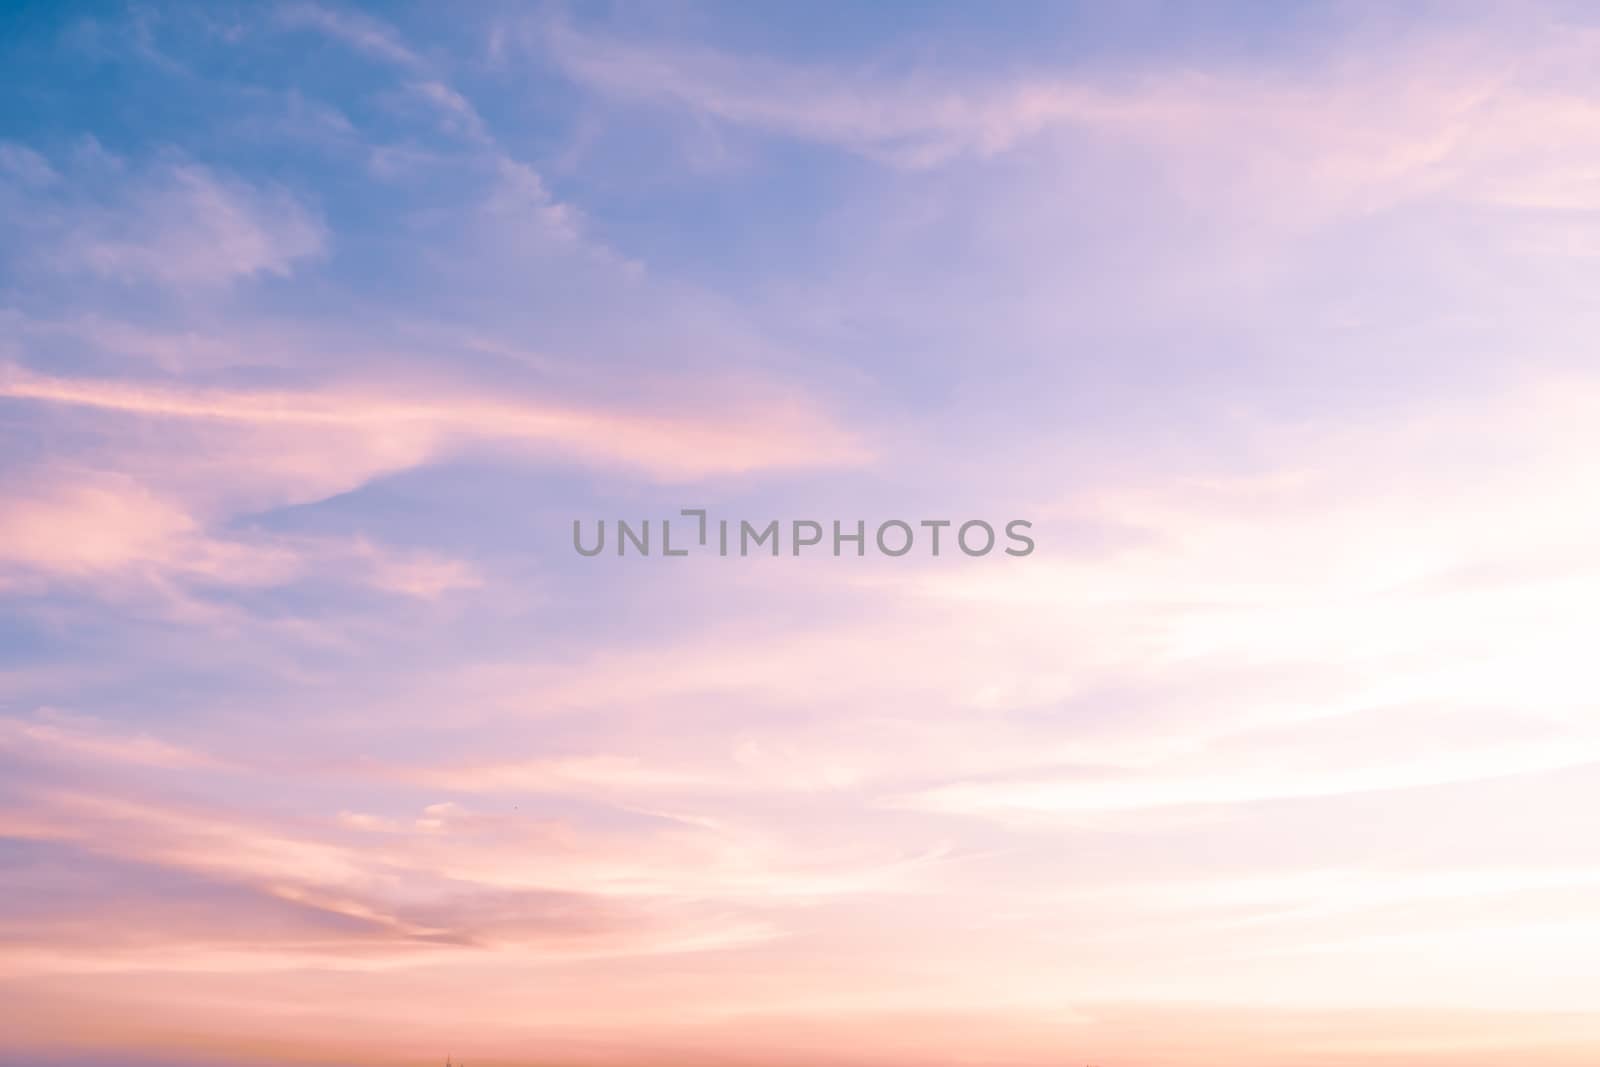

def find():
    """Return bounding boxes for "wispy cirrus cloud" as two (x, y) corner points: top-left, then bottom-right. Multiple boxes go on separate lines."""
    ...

(274, 2), (425, 71)
(0, 361), (864, 611)
(0, 365), (869, 482)
(0, 149), (326, 288)
(538, 11), (1600, 227)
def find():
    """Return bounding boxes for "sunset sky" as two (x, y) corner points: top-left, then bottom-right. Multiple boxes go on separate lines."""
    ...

(4, 2), (1600, 1065)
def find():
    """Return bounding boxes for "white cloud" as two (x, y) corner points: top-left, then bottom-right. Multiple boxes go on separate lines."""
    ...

(54, 162), (325, 287)
(0, 142), (58, 186)
(276, 2), (424, 70)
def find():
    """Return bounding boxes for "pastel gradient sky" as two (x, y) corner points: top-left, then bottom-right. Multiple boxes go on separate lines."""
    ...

(4, 2), (1600, 1065)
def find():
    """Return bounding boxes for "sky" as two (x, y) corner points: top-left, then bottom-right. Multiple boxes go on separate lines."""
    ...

(3, 2), (1600, 1065)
